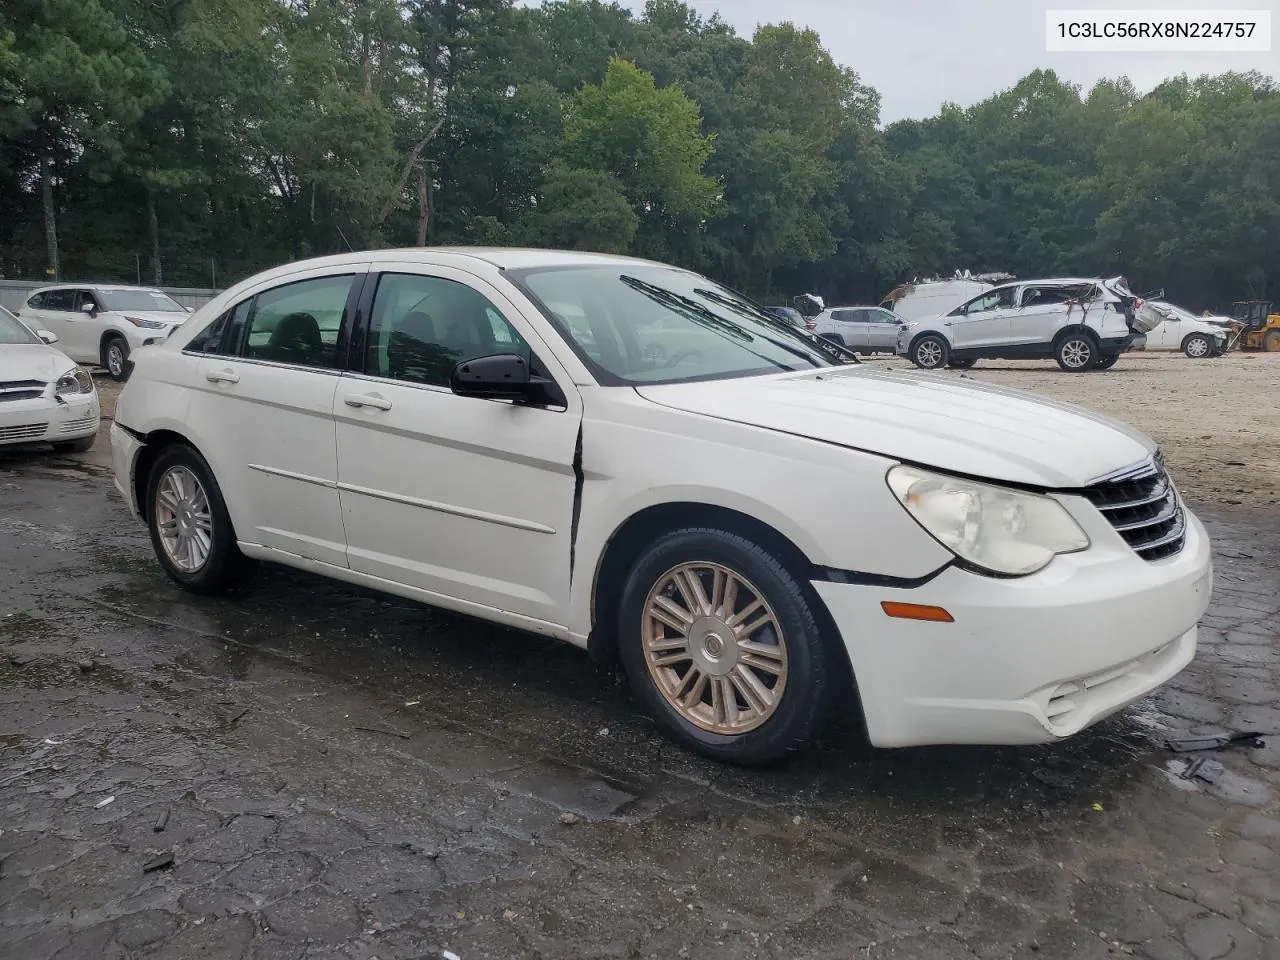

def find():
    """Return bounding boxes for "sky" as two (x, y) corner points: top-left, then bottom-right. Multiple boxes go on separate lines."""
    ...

(619, 0), (1280, 121)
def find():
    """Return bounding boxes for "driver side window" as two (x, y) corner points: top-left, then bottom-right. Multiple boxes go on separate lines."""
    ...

(959, 288), (1016, 316)
(364, 273), (530, 388)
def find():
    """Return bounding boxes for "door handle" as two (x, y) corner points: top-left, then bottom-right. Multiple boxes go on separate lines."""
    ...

(344, 393), (392, 411)
(205, 369), (240, 384)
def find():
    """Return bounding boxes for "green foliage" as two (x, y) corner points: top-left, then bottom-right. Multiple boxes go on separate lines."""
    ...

(1, 1), (1278, 313)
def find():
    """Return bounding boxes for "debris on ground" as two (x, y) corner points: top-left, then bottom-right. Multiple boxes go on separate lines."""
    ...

(355, 723), (412, 740)
(1166, 731), (1267, 753)
(95, 795), (115, 809)
(153, 807), (170, 832)
(142, 852), (175, 873)
(1179, 757), (1225, 784)
(558, 812), (580, 826)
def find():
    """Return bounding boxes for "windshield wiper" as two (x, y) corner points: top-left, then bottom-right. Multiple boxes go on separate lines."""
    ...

(692, 287), (860, 365)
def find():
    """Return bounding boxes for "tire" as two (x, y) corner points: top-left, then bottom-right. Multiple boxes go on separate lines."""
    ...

(145, 444), (258, 595)
(1054, 332), (1097, 372)
(946, 358), (977, 369)
(103, 335), (130, 381)
(1093, 353), (1120, 370)
(910, 334), (950, 370)
(52, 435), (96, 453)
(1265, 330), (1280, 353)
(617, 527), (842, 765)
(1182, 334), (1212, 359)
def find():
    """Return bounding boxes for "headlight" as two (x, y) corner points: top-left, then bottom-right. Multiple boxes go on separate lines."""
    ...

(887, 465), (1089, 576)
(55, 368), (95, 396)
(125, 315), (166, 330)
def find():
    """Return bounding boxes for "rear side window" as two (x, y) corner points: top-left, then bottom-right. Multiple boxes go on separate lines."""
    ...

(26, 293), (47, 310)
(43, 290), (76, 311)
(242, 275), (355, 369)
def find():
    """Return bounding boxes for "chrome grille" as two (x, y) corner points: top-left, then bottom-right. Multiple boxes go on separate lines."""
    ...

(0, 380), (46, 402)
(1081, 454), (1185, 562)
(0, 422), (49, 442)
(59, 414), (98, 434)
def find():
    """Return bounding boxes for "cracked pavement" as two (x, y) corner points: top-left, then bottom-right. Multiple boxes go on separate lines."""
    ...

(2, 450), (1279, 959)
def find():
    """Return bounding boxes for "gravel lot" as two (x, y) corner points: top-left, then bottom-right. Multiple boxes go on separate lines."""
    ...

(864, 351), (1280, 505)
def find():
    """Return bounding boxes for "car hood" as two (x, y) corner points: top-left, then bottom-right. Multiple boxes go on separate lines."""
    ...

(114, 310), (188, 325)
(635, 367), (1156, 488)
(0, 343), (75, 383)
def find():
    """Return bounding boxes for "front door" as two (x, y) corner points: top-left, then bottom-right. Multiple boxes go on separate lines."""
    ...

(333, 265), (582, 630)
(182, 266), (366, 568)
(865, 308), (902, 350)
(948, 287), (1016, 349)
(832, 309), (871, 348)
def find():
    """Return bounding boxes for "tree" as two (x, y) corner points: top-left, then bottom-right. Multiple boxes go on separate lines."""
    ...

(518, 163), (638, 252)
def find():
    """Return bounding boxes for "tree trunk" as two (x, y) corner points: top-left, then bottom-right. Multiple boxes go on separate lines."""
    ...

(416, 165), (430, 246)
(147, 186), (163, 285)
(40, 150), (60, 281)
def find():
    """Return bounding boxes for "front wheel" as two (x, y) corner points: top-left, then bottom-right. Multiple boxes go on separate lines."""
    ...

(617, 528), (842, 765)
(910, 334), (950, 370)
(146, 444), (258, 594)
(1055, 333), (1096, 372)
(103, 335), (130, 381)
(1183, 334), (1212, 359)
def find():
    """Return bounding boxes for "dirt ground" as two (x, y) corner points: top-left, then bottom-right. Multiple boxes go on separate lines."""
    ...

(866, 352), (1280, 505)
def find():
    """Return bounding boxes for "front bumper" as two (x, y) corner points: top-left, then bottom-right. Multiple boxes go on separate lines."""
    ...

(813, 500), (1212, 748)
(110, 421), (145, 519)
(0, 392), (100, 446)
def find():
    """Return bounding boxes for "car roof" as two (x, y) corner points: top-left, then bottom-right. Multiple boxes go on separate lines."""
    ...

(29, 283), (169, 295)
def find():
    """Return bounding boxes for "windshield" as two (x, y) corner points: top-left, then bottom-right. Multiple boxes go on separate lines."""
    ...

(99, 290), (186, 313)
(0, 306), (39, 345)
(511, 265), (846, 385)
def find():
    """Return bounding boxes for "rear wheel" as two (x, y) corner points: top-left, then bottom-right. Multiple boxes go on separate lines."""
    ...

(617, 528), (842, 765)
(103, 335), (130, 381)
(910, 334), (949, 370)
(1093, 353), (1120, 370)
(1183, 334), (1212, 359)
(145, 444), (257, 594)
(1054, 333), (1097, 372)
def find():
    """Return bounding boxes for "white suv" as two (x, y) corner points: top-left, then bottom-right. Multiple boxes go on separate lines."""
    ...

(897, 277), (1148, 372)
(110, 249), (1210, 764)
(19, 284), (192, 380)
(811, 305), (902, 355)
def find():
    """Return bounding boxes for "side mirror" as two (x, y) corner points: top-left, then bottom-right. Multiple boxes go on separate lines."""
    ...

(451, 353), (533, 399)
(81, 302), (96, 315)
(37, 330), (58, 344)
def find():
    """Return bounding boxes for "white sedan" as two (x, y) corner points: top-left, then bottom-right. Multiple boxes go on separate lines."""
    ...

(110, 249), (1211, 763)
(1133, 301), (1230, 357)
(0, 305), (99, 452)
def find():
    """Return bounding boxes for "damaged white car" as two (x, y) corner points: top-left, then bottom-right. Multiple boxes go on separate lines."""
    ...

(1132, 301), (1229, 358)
(897, 277), (1159, 372)
(110, 249), (1210, 764)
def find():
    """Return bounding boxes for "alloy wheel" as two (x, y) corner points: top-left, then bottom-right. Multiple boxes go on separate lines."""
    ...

(1061, 338), (1092, 369)
(915, 340), (944, 368)
(641, 561), (788, 735)
(155, 465), (214, 572)
(1185, 336), (1209, 358)
(107, 343), (125, 378)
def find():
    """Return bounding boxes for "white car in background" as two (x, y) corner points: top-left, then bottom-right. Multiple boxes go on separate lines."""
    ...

(1133, 301), (1229, 358)
(18, 284), (192, 381)
(0, 305), (100, 453)
(111, 248), (1209, 764)
(811, 305), (903, 354)
(897, 276), (1152, 372)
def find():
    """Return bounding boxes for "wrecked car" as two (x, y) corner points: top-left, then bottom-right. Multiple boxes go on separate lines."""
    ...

(897, 276), (1157, 372)
(109, 250), (1210, 764)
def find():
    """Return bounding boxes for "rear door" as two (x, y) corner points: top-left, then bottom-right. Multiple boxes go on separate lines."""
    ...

(865, 308), (902, 350)
(832, 308), (871, 348)
(183, 265), (368, 568)
(1009, 284), (1074, 347)
(34, 289), (83, 359)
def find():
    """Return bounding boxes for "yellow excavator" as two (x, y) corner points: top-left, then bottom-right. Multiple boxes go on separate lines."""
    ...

(1225, 300), (1280, 352)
